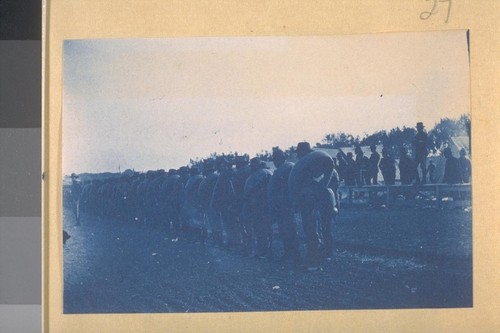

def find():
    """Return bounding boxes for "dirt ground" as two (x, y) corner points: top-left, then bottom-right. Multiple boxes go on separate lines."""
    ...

(63, 205), (472, 313)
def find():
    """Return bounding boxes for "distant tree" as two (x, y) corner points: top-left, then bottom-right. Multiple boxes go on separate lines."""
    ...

(428, 114), (470, 152)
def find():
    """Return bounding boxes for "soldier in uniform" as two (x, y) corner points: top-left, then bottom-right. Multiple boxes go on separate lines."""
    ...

(183, 167), (206, 242)
(210, 157), (237, 249)
(69, 173), (82, 225)
(267, 148), (299, 263)
(289, 142), (337, 271)
(231, 155), (253, 252)
(177, 166), (191, 238)
(198, 160), (220, 245)
(242, 157), (273, 258)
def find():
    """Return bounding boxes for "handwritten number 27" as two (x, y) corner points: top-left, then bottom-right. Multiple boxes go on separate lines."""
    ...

(420, 0), (452, 23)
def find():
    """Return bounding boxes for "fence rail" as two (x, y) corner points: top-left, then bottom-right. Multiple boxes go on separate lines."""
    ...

(338, 183), (472, 208)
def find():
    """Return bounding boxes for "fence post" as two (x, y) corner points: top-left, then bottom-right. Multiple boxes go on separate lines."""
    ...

(386, 186), (391, 206)
(436, 184), (441, 208)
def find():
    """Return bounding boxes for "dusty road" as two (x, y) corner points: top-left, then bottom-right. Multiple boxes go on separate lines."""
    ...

(63, 206), (472, 313)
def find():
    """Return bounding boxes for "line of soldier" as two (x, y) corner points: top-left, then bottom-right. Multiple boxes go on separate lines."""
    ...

(68, 141), (339, 271)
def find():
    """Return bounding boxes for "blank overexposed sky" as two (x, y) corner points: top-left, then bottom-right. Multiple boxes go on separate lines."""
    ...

(63, 31), (470, 174)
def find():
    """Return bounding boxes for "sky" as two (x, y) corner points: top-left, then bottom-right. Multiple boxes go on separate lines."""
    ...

(63, 31), (470, 174)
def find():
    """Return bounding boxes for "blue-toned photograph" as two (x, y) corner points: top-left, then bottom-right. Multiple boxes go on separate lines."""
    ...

(62, 31), (472, 313)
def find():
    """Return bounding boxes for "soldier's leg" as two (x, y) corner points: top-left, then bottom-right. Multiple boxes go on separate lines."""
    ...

(301, 209), (320, 269)
(240, 204), (254, 256)
(317, 188), (336, 258)
(277, 206), (300, 263)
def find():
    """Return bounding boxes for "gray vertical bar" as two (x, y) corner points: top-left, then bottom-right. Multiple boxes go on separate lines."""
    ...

(0, 128), (41, 217)
(0, 41), (41, 128)
(0, 217), (41, 304)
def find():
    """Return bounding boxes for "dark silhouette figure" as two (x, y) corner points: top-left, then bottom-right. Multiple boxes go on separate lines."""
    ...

(231, 156), (253, 252)
(211, 157), (237, 249)
(367, 144), (380, 185)
(336, 152), (347, 183)
(242, 157), (273, 258)
(442, 148), (462, 184)
(289, 142), (336, 271)
(413, 122), (429, 184)
(70, 173), (82, 225)
(458, 148), (471, 183)
(428, 160), (436, 183)
(354, 146), (369, 186)
(343, 151), (356, 186)
(398, 147), (414, 185)
(267, 148), (299, 263)
(379, 148), (396, 185)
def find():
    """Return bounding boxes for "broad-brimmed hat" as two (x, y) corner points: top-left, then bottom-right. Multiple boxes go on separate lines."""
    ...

(272, 147), (286, 161)
(250, 157), (261, 169)
(416, 122), (424, 129)
(296, 142), (313, 158)
(234, 155), (249, 167)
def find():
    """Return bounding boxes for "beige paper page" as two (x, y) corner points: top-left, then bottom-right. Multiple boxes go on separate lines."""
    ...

(43, 1), (499, 332)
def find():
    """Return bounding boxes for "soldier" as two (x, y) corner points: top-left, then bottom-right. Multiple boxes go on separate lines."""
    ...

(242, 157), (273, 258)
(69, 173), (82, 225)
(198, 161), (221, 245)
(289, 142), (337, 271)
(163, 169), (182, 238)
(267, 148), (299, 263)
(177, 166), (191, 238)
(183, 167), (206, 242)
(231, 155), (253, 252)
(210, 157), (237, 249)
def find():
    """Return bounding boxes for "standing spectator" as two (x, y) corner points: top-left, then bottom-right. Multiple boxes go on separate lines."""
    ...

(343, 152), (356, 186)
(336, 152), (347, 183)
(354, 146), (369, 186)
(379, 148), (396, 185)
(458, 148), (471, 183)
(442, 147), (462, 184)
(428, 160), (436, 183)
(398, 147), (414, 185)
(412, 122), (429, 184)
(367, 144), (380, 185)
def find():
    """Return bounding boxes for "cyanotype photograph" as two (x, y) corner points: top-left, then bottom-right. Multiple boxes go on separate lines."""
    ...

(62, 31), (472, 313)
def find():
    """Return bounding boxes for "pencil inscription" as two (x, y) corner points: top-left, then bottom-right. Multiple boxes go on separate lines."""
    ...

(420, 0), (452, 23)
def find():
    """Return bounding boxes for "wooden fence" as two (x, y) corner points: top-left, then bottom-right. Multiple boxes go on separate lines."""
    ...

(338, 183), (472, 208)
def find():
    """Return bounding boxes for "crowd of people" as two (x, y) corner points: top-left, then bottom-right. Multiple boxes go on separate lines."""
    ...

(65, 122), (471, 271)
(333, 122), (471, 186)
